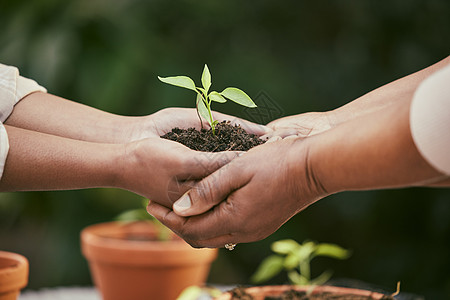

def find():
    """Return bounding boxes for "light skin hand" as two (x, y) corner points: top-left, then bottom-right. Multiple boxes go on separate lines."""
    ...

(144, 107), (269, 139)
(6, 92), (268, 143)
(264, 56), (450, 141)
(263, 111), (333, 141)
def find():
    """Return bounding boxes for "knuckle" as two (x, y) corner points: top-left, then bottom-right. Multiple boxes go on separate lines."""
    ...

(192, 179), (217, 207)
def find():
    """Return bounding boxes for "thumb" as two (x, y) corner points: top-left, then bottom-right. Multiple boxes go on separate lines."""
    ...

(173, 160), (245, 217)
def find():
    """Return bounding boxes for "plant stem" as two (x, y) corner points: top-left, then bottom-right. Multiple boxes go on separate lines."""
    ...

(201, 91), (216, 135)
(195, 98), (204, 129)
(299, 259), (311, 284)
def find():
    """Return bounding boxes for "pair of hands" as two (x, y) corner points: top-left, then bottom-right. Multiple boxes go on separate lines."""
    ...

(132, 108), (333, 248)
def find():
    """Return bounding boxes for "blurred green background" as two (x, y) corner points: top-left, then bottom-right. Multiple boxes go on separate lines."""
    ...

(1, 0), (449, 299)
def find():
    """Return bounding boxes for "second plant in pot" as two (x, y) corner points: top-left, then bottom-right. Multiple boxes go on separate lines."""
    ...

(80, 201), (218, 300)
(217, 240), (397, 300)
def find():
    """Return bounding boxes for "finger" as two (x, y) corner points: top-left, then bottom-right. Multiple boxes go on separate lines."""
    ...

(146, 200), (188, 234)
(148, 199), (236, 242)
(186, 233), (238, 249)
(284, 135), (298, 140)
(173, 160), (249, 216)
(261, 128), (299, 139)
(266, 136), (282, 143)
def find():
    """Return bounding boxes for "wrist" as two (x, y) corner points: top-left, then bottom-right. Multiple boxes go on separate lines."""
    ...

(285, 137), (331, 210)
(114, 115), (156, 143)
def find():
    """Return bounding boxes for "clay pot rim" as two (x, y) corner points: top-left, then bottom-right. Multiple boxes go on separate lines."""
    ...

(215, 285), (389, 300)
(0, 251), (29, 294)
(81, 221), (217, 266)
(81, 221), (202, 251)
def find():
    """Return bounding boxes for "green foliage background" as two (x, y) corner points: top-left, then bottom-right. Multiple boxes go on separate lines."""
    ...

(1, 0), (449, 298)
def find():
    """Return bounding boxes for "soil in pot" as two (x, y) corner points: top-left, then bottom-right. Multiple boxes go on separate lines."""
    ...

(222, 286), (395, 300)
(161, 121), (266, 152)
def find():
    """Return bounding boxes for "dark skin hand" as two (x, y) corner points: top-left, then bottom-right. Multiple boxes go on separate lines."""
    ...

(147, 97), (447, 248)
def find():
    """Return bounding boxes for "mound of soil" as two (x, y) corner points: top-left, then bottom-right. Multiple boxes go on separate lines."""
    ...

(161, 121), (266, 152)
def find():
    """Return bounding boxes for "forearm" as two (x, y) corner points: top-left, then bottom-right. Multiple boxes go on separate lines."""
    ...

(5, 92), (152, 143)
(303, 98), (447, 195)
(0, 125), (123, 191)
(328, 56), (450, 126)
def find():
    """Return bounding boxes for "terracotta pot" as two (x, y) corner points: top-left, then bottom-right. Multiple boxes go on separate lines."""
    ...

(81, 221), (217, 300)
(215, 285), (389, 300)
(0, 251), (29, 300)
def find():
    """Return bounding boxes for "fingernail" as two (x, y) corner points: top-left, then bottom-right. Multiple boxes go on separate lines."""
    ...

(174, 192), (191, 212)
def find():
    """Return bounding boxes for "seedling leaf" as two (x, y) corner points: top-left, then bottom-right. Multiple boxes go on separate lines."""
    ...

(177, 286), (202, 300)
(309, 270), (333, 286)
(220, 87), (257, 107)
(284, 253), (301, 270)
(313, 243), (351, 260)
(209, 91), (227, 103)
(251, 255), (284, 283)
(288, 271), (309, 286)
(271, 239), (300, 255)
(158, 76), (197, 92)
(201, 64), (212, 93)
(197, 94), (211, 125)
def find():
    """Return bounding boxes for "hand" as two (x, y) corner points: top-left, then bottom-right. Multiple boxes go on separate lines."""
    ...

(262, 112), (333, 141)
(117, 137), (241, 208)
(146, 138), (327, 248)
(131, 108), (269, 141)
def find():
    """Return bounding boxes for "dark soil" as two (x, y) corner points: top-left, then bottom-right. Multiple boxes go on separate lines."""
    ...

(227, 287), (395, 300)
(161, 121), (266, 152)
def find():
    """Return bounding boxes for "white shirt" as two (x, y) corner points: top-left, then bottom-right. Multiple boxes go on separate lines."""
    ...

(410, 64), (450, 175)
(0, 63), (47, 179)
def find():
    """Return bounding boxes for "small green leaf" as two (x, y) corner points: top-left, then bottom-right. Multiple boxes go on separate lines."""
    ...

(177, 286), (202, 300)
(287, 271), (309, 286)
(272, 239), (300, 255)
(158, 76), (197, 92)
(284, 253), (300, 270)
(296, 241), (316, 261)
(115, 209), (153, 222)
(310, 270), (333, 286)
(313, 243), (351, 260)
(251, 255), (284, 283)
(201, 64), (212, 93)
(197, 94), (212, 125)
(220, 87), (257, 108)
(209, 91), (227, 103)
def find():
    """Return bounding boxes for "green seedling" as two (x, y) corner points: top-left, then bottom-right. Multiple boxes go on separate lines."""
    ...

(158, 64), (257, 134)
(115, 198), (170, 241)
(251, 239), (351, 286)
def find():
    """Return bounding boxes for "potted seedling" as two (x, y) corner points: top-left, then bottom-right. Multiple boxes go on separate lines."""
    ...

(216, 239), (398, 300)
(0, 251), (28, 300)
(80, 200), (218, 300)
(159, 64), (265, 152)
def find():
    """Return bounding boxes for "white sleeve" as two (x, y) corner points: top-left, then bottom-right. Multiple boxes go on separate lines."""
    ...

(410, 64), (450, 175)
(0, 63), (47, 179)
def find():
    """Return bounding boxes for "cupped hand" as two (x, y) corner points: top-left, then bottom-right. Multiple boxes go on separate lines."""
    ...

(117, 137), (241, 208)
(262, 112), (333, 141)
(146, 138), (328, 248)
(133, 108), (269, 140)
